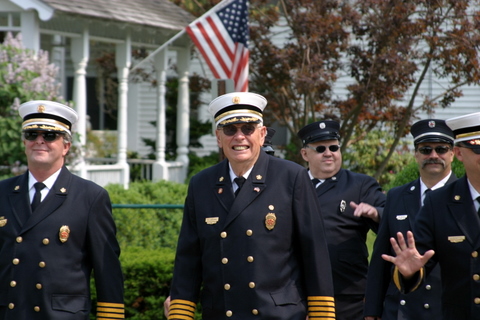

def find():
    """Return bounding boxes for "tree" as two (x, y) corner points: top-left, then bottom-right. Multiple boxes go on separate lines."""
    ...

(0, 32), (66, 176)
(248, 0), (480, 179)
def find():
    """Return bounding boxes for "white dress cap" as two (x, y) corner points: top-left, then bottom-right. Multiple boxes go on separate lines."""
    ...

(19, 100), (78, 135)
(208, 92), (267, 127)
(445, 111), (480, 143)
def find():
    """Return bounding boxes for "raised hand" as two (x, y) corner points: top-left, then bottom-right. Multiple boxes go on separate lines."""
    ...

(381, 231), (435, 278)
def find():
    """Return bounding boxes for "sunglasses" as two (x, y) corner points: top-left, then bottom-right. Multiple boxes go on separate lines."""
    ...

(221, 124), (257, 136)
(456, 143), (480, 154)
(417, 146), (451, 155)
(305, 145), (340, 153)
(24, 131), (63, 142)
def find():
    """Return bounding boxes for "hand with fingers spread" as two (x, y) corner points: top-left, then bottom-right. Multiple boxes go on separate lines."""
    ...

(381, 231), (435, 278)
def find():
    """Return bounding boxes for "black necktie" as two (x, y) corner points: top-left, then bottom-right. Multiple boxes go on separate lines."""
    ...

(234, 177), (246, 196)
(31, 182), (46, 212)
(311, 178), (320, 188)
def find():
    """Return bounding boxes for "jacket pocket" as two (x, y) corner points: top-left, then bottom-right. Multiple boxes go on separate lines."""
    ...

(52, 294), (89, 313)
(270, 286), (302, 306)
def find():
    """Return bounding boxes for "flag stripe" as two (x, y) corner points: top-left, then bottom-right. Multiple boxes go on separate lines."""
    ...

(186, 0), (249, 92)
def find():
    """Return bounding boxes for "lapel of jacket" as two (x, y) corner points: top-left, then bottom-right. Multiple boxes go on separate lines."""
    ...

(448, 177), (480, 247)
(316, 168), (342, 197)
(213, 160), (235, 214)
(224, 152), (268, 228)
(22, 167), (71, 233)
(9, 173), (30, 226)
(403, 179), (421, 222)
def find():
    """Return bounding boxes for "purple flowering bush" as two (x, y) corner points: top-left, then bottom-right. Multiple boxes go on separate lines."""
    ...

(0, 32), (66, 176)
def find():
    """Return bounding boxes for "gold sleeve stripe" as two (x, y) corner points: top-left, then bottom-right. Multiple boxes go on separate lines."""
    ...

(97, 313), (125, 319)
(393, 266), (425, 293)
(411, 267), (425, 291)
(167, 315), (193, 320)
(308, 311), (336, 319)
(168, 299), (197, 320)
(307, 296), (335, 302)
(309, 306), (335, 312)
(307, 296), (335, 319)
(393, 266), (402, 290)
(96, 301), (124, 319)
(97, 302), (125, 308)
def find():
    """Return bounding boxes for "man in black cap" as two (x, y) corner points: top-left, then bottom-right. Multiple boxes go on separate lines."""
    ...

(298, 120), (386, 320)
(0, 100), (124, 319)
(383, 111), (480, 320)
(167, 93), (335, 320)
(364, 119), (456, 320)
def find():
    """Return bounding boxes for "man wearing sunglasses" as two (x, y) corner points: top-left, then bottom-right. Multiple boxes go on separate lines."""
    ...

(167, 92), (335, 320)
(364, 119), (456, 320)
(0, 100), (124, 319)
(382, 112), (480, 320)
(298, 120), (386, 320)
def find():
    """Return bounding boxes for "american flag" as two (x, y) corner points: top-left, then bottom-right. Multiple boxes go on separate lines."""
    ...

(186, 0), (249, 92)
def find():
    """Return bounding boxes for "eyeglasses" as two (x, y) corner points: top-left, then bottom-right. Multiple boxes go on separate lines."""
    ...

(305, 145), (340, 153)
(24, 131), (63, 142)
(417, 146), (451, 155)
(221, 124), (257, 136)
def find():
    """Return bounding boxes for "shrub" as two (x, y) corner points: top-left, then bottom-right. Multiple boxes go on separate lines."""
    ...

(105, 180), (188, 251)
(90, 248), (175, 320)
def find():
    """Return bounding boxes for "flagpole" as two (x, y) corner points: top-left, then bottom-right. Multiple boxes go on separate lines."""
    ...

(130, 0), (234, 72)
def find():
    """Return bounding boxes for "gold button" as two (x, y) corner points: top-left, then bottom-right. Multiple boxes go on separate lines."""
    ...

(473, 251), (479, 258)
(224, 283), (231, 290)
(34, 306), (40, 312)
(475, 297), (480, 304)
(226, 310), (233, 317)
(222, 258), (228, 264)
(12, 258), (19, 265)
(42, 238), (50, 245)
(36, 283), (43, 290)
(246, 229), (253, 236)
(252, 309), (259, 315)
(221, 232), (227, 238)
(39, 261), (46, 268)
(10, 281), (16, 287)
(249, 282), (256, 288)
(247, 256), (254, 262)
(8, 303), (14, 309)
(474, 274), (480, 281)
(16, 237), (22, 243)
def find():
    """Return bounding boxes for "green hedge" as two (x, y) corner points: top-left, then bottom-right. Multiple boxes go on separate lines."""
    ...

(91, 248), (174, 319)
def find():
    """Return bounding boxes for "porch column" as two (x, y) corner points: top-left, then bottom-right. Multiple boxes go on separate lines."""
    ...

(70, 29), (89, 178)
(175, 47), (191, 182)
(152, 49), (169, 181)
(115, 34), (132, 189)
(20, 11), (40, 52)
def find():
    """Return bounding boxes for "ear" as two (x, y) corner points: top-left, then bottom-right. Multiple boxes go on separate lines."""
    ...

(453, 146), (463, 162)
(62, 142), (71, 157)
(215, 129), (222, 148)
(300, 148), (309, 162)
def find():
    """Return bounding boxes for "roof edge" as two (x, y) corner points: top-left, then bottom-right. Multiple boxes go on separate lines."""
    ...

(9, 0), (54, 21)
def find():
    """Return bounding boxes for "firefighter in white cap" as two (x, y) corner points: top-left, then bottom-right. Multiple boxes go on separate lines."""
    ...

(383, 111), (480, 320)
(167, 92), (336, 320)
(0, 100), (124, 319)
